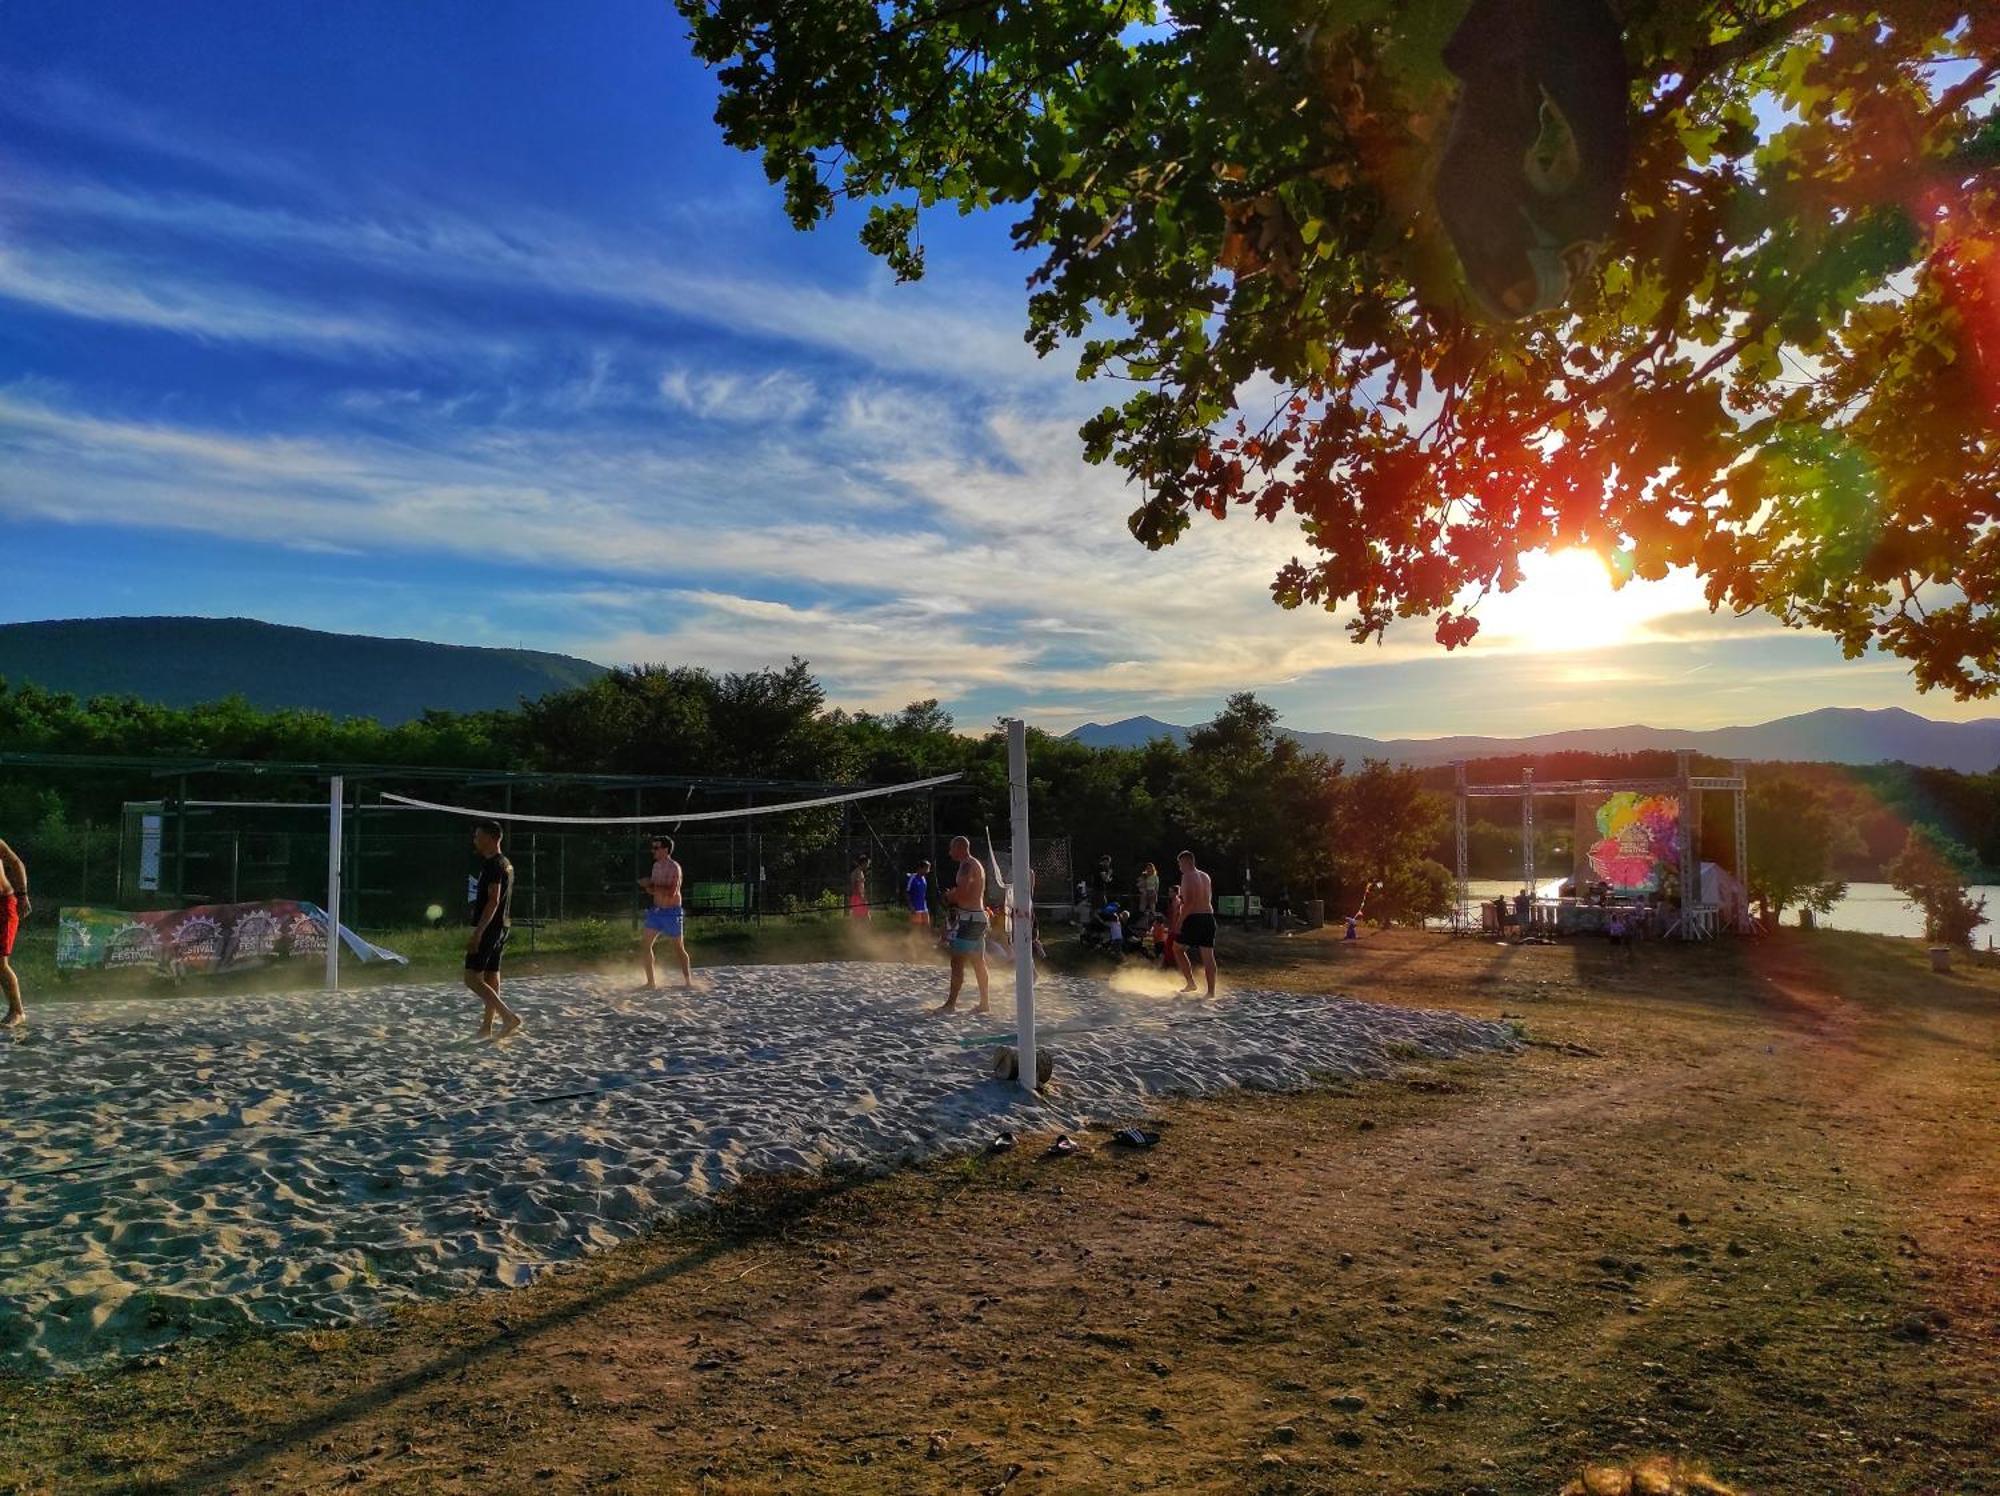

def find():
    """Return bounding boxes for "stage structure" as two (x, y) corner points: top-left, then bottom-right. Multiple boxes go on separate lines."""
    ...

(1452, 752), (1753, 939)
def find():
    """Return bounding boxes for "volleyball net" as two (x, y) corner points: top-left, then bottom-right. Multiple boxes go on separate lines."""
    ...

(108, 771), (1073, 947)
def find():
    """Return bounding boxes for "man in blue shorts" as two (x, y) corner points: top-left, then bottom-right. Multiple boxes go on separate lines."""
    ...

(931, 835), (990, 1015)
(638, 835), (692, 989)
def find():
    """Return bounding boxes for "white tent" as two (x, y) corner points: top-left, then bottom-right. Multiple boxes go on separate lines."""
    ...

(1700, 860), (1751, 928)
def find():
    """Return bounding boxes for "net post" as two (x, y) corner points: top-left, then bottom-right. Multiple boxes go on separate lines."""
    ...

(325, 775), (344, 992)
(1007, 719), (1036, 1094)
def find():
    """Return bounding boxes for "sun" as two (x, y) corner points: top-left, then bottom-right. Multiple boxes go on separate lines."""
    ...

(1482, 547), (1642, 653)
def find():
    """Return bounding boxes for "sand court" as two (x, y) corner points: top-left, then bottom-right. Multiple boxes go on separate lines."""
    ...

(0, 962), (1515, 1375)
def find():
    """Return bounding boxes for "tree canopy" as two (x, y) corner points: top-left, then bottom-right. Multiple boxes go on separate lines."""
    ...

(1745, 773), (1853, 921)
(679, 0), (2000, 692)
(1885, 821), (1989, 943)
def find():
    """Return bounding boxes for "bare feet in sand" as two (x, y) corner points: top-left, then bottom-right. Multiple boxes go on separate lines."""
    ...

(2, 1008), (24, 1028)
(971, 1003), (990, 1014)
(930, 1000), (957, 1016)
(497, 1014), (524, 1038)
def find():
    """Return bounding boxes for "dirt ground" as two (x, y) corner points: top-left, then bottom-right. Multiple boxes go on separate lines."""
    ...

(3, 926), (1996, 1495)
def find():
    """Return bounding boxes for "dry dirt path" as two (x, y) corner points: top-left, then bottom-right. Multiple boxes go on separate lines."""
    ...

(3, 928), (1995, 1495)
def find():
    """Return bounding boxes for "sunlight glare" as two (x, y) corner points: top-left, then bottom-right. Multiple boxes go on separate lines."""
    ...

(1484, 548), (1631, 652)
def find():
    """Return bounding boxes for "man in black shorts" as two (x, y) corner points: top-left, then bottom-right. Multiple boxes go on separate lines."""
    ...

(465, 820), (522, 1037)
(1173, 849), (1219, 998)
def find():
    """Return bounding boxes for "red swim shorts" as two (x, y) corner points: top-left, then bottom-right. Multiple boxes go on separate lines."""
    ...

(0, 894), (17, 959)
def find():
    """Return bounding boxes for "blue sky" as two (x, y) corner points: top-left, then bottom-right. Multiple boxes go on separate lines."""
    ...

(0, 0), (1983, 737)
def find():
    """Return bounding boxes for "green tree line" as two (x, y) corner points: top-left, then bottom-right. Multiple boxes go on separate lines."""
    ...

(8, 669), (1996, 938)
(0, 672), (1451, 924)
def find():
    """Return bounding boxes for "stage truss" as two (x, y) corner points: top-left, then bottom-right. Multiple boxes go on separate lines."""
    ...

(1451, 752), (1753, 939)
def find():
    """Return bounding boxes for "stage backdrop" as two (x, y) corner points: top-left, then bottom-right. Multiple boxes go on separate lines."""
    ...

(1573, 793), (1681, 894)
(57, 901), (407, 975)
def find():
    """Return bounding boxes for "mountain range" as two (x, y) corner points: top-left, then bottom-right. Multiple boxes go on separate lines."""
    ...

(1065, 708), (2000, 775)
(7, 617), (1997, 772)
(0, 617), (605, 724)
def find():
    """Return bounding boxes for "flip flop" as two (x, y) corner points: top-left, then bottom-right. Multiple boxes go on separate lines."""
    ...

(989, 1131), (1017, 1154)
(1044, 1134), (1080, 1158)
(1111, 1127), (1160, 1149)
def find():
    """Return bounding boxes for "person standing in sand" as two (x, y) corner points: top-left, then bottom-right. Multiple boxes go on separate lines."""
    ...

(638, 835), (692, 989)
(1173, 850), (1219, 998)
(931, 835), (990, 1015)
(0, 837), (30, 1027)
(1136, 861), (1161, 920)
(848, 854), (871, 919)
(465, 821), (523, 1037)
(905, 859), (932, 933)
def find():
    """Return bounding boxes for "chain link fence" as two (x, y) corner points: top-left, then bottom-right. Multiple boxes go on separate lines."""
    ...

(98, 801), (1068, 937)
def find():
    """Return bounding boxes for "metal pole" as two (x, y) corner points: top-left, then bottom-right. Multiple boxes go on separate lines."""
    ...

(1521, 768), (1535, 927)
(1453, 761), (1468, 932)
(175, 774), (189, 903)
(1733, 759), (1751, 932)
(1007, 719), (1037, 1094)
(1675, 750), (1694, 939)
(325, 775), (344, 991)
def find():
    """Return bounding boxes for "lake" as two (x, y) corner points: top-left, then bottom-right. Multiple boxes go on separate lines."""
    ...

(1455, 879), (2000, 945)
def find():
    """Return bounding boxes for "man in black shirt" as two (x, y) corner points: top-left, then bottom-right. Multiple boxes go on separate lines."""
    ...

(465, 820), (522, 1037)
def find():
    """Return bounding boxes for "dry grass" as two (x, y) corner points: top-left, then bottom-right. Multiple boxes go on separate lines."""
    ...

(2, 926), (1996, 1494)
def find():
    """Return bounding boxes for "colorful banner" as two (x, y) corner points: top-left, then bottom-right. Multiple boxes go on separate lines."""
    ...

(56, 901), (407, 975)
(1585, 793), (1680, 894)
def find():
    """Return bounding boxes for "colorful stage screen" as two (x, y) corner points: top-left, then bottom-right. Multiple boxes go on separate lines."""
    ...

(1575, 793), (1680, 894)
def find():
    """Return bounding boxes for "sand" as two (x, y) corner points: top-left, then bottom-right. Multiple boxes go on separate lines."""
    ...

(0, 962), (1515, 1376)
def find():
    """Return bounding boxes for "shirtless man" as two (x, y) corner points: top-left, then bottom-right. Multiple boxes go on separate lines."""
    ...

(638, 835), (692, 989)
(0, 838), (30, 1026)
(931, 835), (990, 1015)
(1173, 849), (1219, 998)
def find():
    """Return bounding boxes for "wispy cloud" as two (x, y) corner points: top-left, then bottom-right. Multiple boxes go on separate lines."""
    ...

(0, 66), (315, 192)
(0, 171), (1064, 386)
(0, 244), (438, 353)
(659, 366), (818, 424)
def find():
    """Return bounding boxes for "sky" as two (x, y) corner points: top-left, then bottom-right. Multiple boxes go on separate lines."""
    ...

(0, 0), (1984, 738)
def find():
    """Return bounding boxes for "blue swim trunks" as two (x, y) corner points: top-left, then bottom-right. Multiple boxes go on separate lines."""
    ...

(644, 906), (685, 937)
(948, 912), (989, 955)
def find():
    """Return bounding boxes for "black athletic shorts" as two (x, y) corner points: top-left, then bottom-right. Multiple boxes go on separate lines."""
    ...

(1179, 912), (1217, 950)
(466, 927), (510, 973)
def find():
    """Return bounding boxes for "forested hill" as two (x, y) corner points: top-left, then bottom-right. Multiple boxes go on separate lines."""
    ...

(1069, 707), (2000, 775)
(0, 618), (605, 724)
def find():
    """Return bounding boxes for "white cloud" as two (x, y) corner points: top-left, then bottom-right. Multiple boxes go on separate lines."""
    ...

(659, 366), (818, 424)
(0, 244), (439, 353)
(0, 171), (1064, 387)
(0, 67), (314, 191)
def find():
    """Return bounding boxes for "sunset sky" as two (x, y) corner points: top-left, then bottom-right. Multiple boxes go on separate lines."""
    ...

(0, 0), (1983, 736)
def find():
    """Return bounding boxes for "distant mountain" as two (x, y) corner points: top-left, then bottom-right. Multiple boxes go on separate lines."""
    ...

(0, 617), (605, 724)
(1065, 706), (2000, 774)
(1067, 716), (1192, 750)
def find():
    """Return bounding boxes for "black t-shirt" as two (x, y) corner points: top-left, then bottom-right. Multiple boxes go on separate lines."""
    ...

(471, 854), (514, 931)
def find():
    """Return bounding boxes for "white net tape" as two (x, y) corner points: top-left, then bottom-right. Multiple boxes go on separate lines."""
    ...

(376, 772), (962, 826)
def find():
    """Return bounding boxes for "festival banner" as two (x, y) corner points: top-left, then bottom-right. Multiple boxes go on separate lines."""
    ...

(56, 901), (408, 975)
